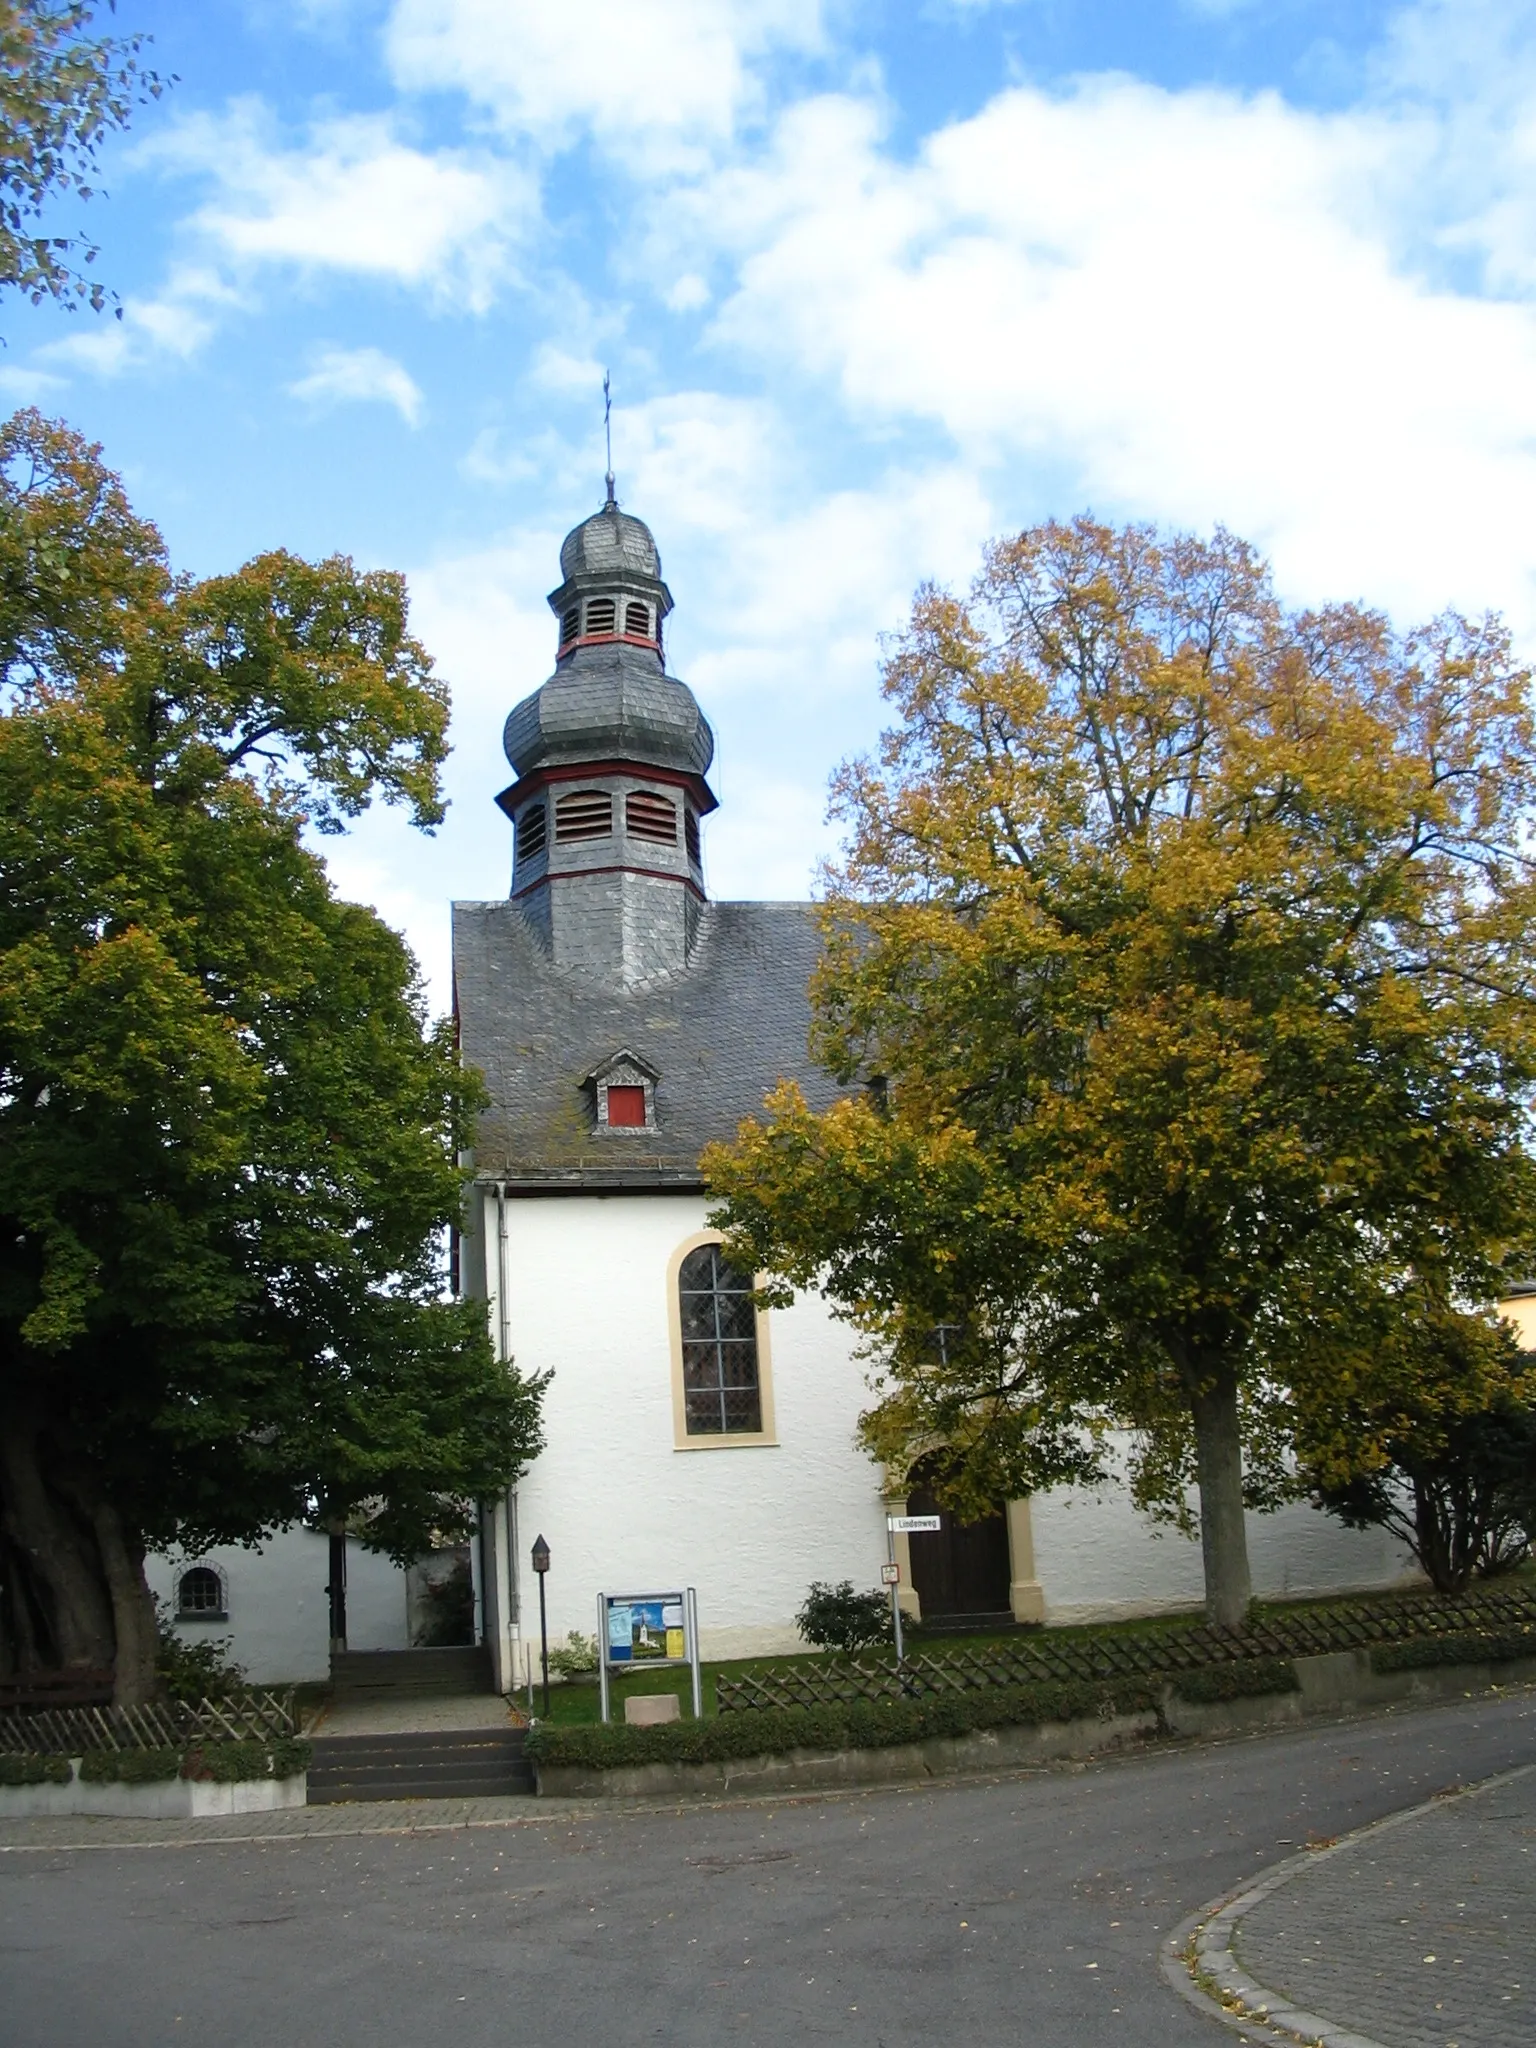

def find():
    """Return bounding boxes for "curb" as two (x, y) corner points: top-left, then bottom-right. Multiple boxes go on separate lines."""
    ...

(1159, 1760), (1536, 2048)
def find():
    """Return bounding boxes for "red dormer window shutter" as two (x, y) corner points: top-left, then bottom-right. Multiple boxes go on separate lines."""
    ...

(606, 1084), (646, 1127)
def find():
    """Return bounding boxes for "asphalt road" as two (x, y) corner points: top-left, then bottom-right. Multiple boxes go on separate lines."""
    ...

(4, 1690), (1534, 2048)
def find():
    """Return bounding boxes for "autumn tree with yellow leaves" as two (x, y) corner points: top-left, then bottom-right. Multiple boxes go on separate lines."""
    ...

(706, 519), (1536, 1627)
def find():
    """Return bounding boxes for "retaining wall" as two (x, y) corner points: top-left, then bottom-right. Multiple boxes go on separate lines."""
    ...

(533, 1652), (1536, 1799)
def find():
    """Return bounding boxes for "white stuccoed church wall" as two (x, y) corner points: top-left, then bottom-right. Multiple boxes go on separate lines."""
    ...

(146, 1527), (409, 1685)
(499, 1193), (888, 1667)
(1028, 1444), (1419, 1625)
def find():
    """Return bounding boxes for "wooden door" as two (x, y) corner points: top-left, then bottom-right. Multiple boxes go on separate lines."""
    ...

(904, 1480), (1011, 1617)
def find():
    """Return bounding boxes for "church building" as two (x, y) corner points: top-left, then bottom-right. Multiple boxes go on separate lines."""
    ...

(150, 488), (1415, 1688)
(451, 489), (1412, 1696)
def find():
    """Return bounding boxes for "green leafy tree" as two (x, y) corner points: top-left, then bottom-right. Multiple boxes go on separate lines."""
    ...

(707, 518), (1536, 1626)
(0, 411), (547, 1702)
(1301, 1293), (1535, 1593)
(0, 3), (167, 320)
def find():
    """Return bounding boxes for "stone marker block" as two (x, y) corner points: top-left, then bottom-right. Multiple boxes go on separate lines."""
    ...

(624, 1692), (682, 1726)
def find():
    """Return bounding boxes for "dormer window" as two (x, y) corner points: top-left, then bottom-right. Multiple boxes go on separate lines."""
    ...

(625, 790), (677, 844)
(607, 1085), (645, 1126)
(587, 1049), (660, 1133)
(556, 789), (613, 842)
(585, 596), (616, 636)
(625, 600), (651, 638)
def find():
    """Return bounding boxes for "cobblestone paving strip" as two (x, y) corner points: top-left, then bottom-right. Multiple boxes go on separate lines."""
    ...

(1167, 1763), (1535, 2048)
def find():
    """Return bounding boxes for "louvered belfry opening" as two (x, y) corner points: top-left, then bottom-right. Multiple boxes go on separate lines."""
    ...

(555, 789), (613, 842)
(626, 789), (678, 844)
(499, 492), (719, 980)
(516, 802), (547, 862)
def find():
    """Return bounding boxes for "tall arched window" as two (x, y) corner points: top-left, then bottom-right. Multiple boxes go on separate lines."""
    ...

(678, 1243), (760, 1434)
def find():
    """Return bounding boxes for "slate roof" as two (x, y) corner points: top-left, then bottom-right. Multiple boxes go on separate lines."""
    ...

(559, 502), (660, 583)
(452, 899), (848, 1189)
(502, 644), (715, 784)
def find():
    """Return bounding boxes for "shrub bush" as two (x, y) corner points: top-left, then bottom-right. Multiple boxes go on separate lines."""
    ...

(1371, 1626), (1536, 1674)
(547, 1630), (600, 1679)
(79, 1748), (180, 1784)
(1171, 1659), (1298, 1704)
(0, 1752), (72, 1786)
(154, 1600), (249, 1704)
(74, 1739), (311, 1785)
(796, 1581), (892, 1654)
(526, 1674), (1159, 1772)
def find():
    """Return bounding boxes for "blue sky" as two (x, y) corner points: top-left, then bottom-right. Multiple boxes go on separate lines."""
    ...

(7, 0), (1536, 1003)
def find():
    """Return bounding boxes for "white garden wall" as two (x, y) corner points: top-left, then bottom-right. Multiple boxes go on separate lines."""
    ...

(146, 1527), (409, 1685)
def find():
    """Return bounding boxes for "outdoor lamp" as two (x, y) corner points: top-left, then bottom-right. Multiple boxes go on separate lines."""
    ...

(530, 1534), (551, 1717)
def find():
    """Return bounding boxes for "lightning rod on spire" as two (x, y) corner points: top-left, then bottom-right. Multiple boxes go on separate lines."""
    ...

(603, 370), (615, 505)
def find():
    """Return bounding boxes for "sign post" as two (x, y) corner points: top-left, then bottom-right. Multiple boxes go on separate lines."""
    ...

(885, 1513), (940, 1670)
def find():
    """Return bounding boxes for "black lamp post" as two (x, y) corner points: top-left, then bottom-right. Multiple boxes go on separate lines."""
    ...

(531, 1534), (551, 1718)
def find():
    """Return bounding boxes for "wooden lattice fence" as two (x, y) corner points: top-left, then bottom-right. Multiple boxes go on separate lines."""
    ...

(714, 1584), (1536, 1714)
(0, 1689), (299, 1754)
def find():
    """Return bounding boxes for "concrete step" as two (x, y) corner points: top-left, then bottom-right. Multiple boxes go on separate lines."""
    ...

(306, 1728), (533, 1804)
(330, 1647), (492, 1697)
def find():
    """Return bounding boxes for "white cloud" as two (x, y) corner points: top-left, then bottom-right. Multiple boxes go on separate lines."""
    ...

(385, 0), (827, 167)
(289, 345), (425, 424)
(0, 364), (66, 401)
(654, 73), (1536, 634)
(39, 268), (235, 377)
(153, 103), (528, 309)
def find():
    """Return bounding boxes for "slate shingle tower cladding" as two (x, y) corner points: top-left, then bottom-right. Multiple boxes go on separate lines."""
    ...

(497, 494), (716, 985)
(456, 492), (843, 1192)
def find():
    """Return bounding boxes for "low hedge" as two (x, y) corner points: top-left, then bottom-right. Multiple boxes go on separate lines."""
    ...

(75, 1738), (312, 1785)
(525, 1675), (1160, 1772)
(0, 1752), (73, 1787)
(79, 1747), (181, 1784)
(1171, 1659), (1298, 1704)
(1371, 1626), (1536, 1675)
(180, 1737), (311, 1783)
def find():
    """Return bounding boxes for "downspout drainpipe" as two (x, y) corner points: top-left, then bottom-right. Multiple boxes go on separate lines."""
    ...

(492, 1180), (517, 1697)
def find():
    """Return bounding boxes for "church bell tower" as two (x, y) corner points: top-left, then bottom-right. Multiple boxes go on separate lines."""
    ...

(497, 489), (716, 985)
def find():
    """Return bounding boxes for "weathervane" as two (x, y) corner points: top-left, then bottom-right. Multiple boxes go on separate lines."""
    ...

(603, 370), (615, 505)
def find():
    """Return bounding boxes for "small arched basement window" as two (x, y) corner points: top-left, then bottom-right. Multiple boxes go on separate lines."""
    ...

(584, 596), (617, 635)
(516, 802), (547, 863)
(625, 790), (677, 844)
(624, 600), (651, 638)
(555, 789), (613, 843)
(176, 1566), (226, 1619)
(678, 1244), (761, 1435)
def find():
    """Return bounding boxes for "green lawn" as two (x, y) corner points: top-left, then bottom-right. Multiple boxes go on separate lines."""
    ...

(517, 1565), (1535, 1726)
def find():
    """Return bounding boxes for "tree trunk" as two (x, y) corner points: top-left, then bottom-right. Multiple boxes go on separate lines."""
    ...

(93, 1503), (160, 1706)
(1190, 1367), (1253, 1629)
(0, 1400), (116, 1669)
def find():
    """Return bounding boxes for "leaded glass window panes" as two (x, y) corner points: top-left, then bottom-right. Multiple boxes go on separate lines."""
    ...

(678, 1243), (761, 1435)
(177, 1566), (224, 1616)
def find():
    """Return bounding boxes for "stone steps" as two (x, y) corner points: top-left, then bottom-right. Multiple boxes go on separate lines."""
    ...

(329, 1647), (493, 1699)
(306, 1728), (532, 1803)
